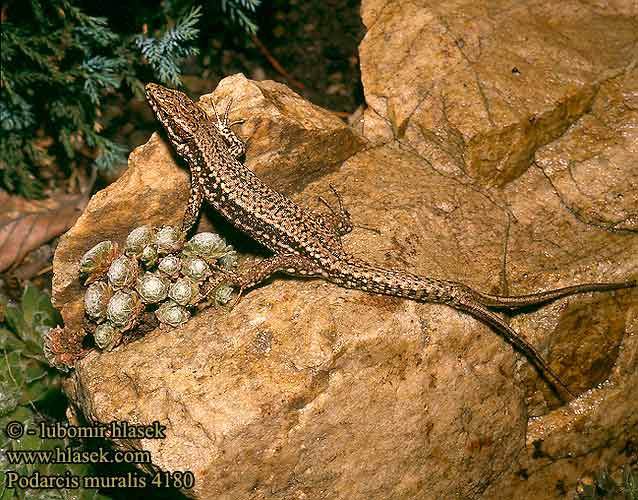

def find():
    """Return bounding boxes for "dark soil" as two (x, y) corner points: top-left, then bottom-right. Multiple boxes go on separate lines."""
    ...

(187, 0), (365, 112)
(252, 0), (365, 113)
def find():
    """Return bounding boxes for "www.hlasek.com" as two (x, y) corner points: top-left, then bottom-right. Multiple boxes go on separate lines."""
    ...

(3, 420), (194, 490)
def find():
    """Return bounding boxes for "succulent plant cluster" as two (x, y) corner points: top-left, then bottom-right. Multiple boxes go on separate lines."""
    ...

(78, 225), (238, 351)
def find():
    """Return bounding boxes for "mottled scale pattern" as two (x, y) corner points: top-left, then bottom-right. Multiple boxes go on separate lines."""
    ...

(145, 83), (637, 400)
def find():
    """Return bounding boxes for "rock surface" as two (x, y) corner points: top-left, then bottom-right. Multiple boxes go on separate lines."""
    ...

(54, 2), (638, 498)
(359, 0), (637, 186)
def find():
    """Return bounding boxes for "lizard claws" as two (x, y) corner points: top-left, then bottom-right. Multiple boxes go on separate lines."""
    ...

(317, 195), (334, 214)
(227, 118), (245, 128)
(210, 98), (221, 124)
(210, 97), (232, 128)
(223, 97), (233, 126)
(222, 98), (245, 129)
(229, 286), (245, 309)
(210, 96), (244, 133)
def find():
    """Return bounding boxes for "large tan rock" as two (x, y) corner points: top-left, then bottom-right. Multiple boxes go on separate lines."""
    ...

(359, 0), (638, 186)
(54, 3), (638, 498)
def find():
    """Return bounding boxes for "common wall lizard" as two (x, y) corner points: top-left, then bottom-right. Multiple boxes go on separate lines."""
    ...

(145, 83), (636, 399)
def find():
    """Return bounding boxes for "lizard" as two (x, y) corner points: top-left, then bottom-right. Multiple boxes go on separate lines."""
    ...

(144, 82), (637, 400)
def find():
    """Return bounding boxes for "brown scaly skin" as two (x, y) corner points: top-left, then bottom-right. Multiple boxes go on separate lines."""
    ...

(145, 83), (636, 400)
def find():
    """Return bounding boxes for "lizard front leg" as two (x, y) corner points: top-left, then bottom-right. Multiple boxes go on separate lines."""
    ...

(208, 97), (246, 159)
(181, 175), (204, 234)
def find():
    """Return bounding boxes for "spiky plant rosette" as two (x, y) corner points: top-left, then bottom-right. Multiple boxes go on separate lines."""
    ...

(77, 225), (238, 352)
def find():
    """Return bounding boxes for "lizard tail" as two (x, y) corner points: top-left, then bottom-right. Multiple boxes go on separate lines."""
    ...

(451, 297), (575, 399)
(471, 279), (637, 309)
(332, 260), (635, 308)
(331, 261), (635, 400)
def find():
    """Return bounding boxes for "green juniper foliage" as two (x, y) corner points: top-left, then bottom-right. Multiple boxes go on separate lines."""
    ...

(221, 0), (261, 34)
(135, 6), (202, 87)
(0, 1), (203, 198)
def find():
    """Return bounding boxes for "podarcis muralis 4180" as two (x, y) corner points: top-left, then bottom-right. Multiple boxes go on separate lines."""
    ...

(145, 82), (636, 399)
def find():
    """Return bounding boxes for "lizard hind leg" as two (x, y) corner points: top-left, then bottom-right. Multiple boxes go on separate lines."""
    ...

(318, 184), (354, 236)
(236, 253), (323, 289)
(200, 253), (322, 306)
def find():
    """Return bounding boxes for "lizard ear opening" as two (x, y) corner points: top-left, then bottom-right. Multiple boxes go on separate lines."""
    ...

(174, 142), (189, 156)
(161, 114), (197, 146)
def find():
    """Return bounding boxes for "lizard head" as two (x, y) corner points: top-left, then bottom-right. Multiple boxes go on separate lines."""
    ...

(145, 83), (207, 148)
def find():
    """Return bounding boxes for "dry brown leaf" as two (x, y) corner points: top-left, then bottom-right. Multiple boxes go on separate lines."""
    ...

(0, 190), (87, 272)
